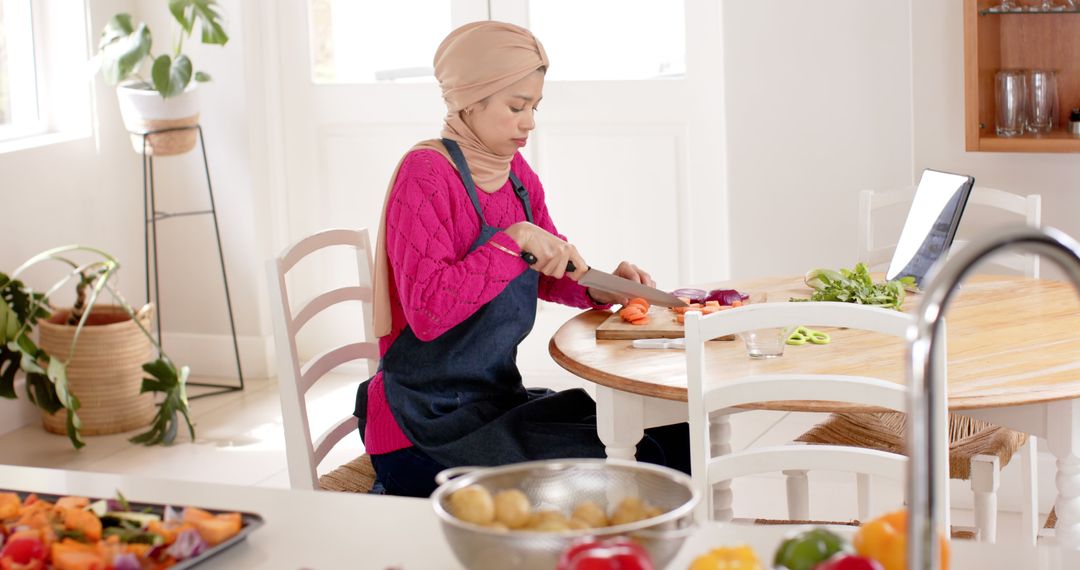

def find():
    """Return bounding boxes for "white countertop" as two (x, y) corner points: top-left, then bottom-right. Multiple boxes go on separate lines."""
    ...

(1, 464), (1076, 569)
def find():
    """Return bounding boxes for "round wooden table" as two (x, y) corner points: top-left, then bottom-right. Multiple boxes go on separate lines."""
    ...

(549, 274), (1080, 548)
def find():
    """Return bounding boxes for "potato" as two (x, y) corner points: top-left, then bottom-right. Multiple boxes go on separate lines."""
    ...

(450, 485), (495, 525)
(532, 519), (571, 532)
(528, 509), (568, 529)
(493, 489), (532, 529)
(609, 496), (648, 526)
(567, 518), (591, 530)
(643, 505), (664, 520)
(571, 500), (608, 528)
(483, 521), (510, 533)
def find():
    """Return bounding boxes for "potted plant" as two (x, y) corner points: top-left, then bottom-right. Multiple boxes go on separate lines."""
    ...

(93, 0), (228, 156)
(0, 246), (194, 448)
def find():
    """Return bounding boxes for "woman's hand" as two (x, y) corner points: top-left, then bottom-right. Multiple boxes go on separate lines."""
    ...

(586, 261), (655, 306)
(505, 222), (588, 280)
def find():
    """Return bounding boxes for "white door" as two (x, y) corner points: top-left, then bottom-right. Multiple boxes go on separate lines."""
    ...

(271, 1), (727, 381)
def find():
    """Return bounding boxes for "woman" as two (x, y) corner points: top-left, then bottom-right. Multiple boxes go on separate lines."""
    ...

(354, 21), (689, 498)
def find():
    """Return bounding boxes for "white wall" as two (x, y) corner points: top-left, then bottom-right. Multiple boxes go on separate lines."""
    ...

(0, 0), (278, 432)
(722, 1), (915, 279)
(912, 0), (1080, 268)
(135, 0), (277, 379)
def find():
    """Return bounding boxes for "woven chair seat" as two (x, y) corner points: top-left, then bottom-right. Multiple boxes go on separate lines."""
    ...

(318, 453), (376, 493)
(795, 412), (1028, 480)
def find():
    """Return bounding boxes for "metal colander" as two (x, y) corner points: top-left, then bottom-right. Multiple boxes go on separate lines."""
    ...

(431, 458), (700, 570)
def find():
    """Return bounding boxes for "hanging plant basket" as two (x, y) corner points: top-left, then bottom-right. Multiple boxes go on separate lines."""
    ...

(37, 305), (156, 436)
(116, 81), (200, 156)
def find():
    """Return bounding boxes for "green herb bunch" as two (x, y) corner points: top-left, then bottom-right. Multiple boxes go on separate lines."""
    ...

(791, 263), (917, 310)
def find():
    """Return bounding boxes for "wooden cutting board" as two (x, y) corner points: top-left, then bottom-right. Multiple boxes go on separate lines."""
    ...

(594, 306), (735, 341)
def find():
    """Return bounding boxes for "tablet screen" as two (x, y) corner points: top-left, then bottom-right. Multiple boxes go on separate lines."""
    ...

(885, 169), (974, 286)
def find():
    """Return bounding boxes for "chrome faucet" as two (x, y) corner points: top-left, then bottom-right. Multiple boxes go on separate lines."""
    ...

(907, 226), (1080, 570)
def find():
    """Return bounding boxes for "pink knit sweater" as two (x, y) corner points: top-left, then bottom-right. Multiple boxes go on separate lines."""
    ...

(364, 149), (605, 454)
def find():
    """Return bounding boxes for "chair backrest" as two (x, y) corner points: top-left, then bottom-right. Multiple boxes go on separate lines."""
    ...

(267, 228), (379, 490)
(858, 185), (1041, 277)
(684, 302), (947, 524)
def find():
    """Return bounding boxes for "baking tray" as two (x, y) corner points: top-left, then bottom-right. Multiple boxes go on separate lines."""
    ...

(0, 488), (264, 569)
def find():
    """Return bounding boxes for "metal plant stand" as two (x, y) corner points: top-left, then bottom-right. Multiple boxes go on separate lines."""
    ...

(140, 124), (244, 398)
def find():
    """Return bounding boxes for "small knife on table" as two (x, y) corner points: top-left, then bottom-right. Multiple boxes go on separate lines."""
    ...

(520, 251), (688, 308)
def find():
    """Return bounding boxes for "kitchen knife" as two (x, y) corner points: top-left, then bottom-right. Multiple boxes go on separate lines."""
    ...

(520, 251), (688, 308)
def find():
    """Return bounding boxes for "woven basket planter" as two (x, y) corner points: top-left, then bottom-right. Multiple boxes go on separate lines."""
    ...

(37, 305), (156, 436)
(116, 81), (200, 156)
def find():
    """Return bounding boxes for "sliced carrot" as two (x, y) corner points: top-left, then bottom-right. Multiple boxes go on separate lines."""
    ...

(629, 316), (650, 326)
(731, 300), (743, 307)
(619, 308), (645, 320)
(675, 314), (685, 324)
(705, 300), (720, 308)
(700, 306), (719, 314)
(627, 297), (649, 309)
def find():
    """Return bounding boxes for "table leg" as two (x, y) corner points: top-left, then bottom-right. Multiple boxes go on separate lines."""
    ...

(1047, 399), (1080, 550)
(595, 386), (645, 461)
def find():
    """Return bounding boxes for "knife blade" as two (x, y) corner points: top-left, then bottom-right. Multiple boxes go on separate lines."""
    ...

(577, 269), (689, 307)
(520, 250), (688, 308)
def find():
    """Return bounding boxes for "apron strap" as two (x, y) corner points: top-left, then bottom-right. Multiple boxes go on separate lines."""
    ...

(442, 138), (487, 225)
(441, 138), (534, 226)
(508, 172), (534, 224)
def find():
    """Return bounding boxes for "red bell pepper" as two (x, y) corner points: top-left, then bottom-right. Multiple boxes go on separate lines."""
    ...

(813, 553), (884, 570)
(0, 538), (47, 570)
(557, 537), (654, 570)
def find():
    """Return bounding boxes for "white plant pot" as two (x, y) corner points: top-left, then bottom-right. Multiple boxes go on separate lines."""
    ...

(116, 80), (201, 156)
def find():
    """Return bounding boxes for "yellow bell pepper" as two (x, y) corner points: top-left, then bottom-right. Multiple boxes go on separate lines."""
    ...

(689, 545), (763, 570)
(854, 509), (949, 570)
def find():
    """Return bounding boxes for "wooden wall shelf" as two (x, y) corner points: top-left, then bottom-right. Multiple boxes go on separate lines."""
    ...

(964, 0), (1080, 153)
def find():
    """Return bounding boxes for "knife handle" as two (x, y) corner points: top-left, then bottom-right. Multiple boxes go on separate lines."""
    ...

(520, 251), (575, 273)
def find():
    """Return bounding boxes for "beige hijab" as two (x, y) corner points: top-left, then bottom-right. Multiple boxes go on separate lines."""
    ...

(372, 21), (549, 337)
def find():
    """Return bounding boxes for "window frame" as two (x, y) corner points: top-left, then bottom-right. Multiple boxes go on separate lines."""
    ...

(0, 0), (91, 149)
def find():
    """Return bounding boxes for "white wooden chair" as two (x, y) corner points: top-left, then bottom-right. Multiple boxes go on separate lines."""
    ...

(858, 185), (1041, 277)
(267, 228), (380, 492)
(684, 301), (949, 527)
(844, 185), (1042, 543)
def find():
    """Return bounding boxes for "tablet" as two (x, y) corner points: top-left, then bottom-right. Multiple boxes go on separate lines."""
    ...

(885, 169), (974, 286)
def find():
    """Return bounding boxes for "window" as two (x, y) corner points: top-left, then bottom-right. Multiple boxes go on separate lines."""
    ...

(309, 0), (451, 83)
(0, 0), (90, 145)
(528, 0), (685, 81)
(307, 0), (685, 84)
(0, 0), (38, 135)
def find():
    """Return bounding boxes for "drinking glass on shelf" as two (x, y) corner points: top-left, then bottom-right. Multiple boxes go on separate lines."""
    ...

(1026, 69), (1059, 134)
(995, 69), (1027, 137)
(988, 0), (1020, 11)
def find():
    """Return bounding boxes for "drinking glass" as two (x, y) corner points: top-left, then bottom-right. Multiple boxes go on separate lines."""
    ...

(1026, 69), (1059, 134)
(739, 327), (788, 359)
(995, 69), (1026, 137)
(988, 0), (1020, 11)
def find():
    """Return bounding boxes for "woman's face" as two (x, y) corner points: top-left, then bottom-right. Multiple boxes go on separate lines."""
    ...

(463, 69), (544, 155)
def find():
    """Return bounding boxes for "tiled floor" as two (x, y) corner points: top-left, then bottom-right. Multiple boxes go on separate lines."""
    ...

(0, 308), (1055, 543)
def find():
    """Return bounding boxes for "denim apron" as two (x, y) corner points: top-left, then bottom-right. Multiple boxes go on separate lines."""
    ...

(356, 139), (605, 468)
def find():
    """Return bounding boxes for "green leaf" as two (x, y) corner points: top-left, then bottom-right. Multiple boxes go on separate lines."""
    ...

(25, 372), (63, 415)
(0, 299), (14, 344)
(0, 346), (19, 399)
(99, 13), (135, 50)
(100, 22), (151, 86)
(169, 0), (229, 45)
(130, 359), (194, 446)
(194, 71), (211, 82)
(48, 357), (73, 408)
(151, 54), (193, 98)
(168, 0), (195, 35)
